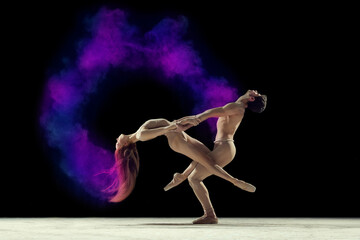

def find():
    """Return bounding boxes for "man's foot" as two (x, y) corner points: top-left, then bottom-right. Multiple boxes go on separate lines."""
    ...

(192, 215), (218, 224)
(164, 173), (186, 191)
(234, 179), (256, 193)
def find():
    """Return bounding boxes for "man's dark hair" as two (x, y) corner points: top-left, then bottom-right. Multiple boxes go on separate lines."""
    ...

(247, 95), (267, 113)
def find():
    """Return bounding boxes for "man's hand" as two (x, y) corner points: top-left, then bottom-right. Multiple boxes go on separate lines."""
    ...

(176, 116), (201, 126)
(247, 90), (261, 101)
(249, 90), (261, 97)
(167, 116), (201, 132)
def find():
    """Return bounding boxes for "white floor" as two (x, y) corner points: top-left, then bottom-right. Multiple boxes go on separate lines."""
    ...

(0, 218), (359, 240)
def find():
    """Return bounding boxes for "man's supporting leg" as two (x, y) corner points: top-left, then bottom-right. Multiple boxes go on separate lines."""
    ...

(187, 165), (217, 224)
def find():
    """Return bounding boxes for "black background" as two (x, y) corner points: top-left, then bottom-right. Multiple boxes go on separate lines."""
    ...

(3, 1), (358, 217)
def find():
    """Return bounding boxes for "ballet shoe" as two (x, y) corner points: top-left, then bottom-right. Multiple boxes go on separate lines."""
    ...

(163, 173), (186, 191)
(192, 215), (218, 224)
(234, 179), (256, 193)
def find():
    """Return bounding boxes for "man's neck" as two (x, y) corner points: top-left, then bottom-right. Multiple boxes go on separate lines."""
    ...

(235, 96), (249, 108)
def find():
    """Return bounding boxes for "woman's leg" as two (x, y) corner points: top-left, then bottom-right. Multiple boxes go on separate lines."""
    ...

(164, 161), (198, 191)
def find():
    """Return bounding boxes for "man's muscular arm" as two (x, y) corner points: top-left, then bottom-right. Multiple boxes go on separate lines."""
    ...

(177, 89), (260, 127)
(196, 102), (243, 122)
(177, 102), (243, 126)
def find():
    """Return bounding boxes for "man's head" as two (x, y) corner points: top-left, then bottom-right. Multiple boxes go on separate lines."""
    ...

(247, 94), (267, 113)
(242, 90), (267, 113)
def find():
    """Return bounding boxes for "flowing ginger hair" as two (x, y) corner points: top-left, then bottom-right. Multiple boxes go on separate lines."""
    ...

(105, 143), (140, 202)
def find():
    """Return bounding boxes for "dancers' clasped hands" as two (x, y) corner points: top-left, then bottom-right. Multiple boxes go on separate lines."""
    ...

(170, 115), (201, 132)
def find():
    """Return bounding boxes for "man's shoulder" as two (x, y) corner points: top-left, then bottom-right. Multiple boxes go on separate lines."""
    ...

(225, 102), (245, 114)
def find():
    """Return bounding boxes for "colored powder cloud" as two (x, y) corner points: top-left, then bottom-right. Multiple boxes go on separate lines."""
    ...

(40, 7), (239, 201)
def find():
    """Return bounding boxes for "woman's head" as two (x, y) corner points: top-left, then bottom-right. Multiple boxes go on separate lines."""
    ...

(106, 142), (140, 202)
(116, 134), (131, 149)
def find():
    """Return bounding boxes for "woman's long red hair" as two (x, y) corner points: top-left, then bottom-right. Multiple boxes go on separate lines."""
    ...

(104, 143), (140, 202)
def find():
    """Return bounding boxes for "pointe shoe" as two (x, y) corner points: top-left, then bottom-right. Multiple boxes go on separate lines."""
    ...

(163, 173), (186, 191)
(192, 215), (218, 224)
(234, 179), (256, 193)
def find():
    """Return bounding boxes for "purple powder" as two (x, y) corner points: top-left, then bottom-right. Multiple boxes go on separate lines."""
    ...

(40, 7), (239, 201)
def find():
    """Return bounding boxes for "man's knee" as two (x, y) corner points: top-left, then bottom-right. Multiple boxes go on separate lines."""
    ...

(188, 173), (201, 187)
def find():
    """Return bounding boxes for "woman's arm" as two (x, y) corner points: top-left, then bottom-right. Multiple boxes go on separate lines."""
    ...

(136, 119), (177, 142)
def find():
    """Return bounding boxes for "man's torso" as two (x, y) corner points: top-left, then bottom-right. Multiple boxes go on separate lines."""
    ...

(215, 108), (245, 141)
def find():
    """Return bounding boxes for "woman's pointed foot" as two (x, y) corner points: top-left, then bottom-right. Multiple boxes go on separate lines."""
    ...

(164, 173), (186, 191)
(234, 179), (256, 192)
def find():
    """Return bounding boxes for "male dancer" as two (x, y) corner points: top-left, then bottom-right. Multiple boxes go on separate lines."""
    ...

(164, 90), (267, 224)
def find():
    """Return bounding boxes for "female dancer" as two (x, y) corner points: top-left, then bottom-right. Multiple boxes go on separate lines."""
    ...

(108, 118), (254, 203)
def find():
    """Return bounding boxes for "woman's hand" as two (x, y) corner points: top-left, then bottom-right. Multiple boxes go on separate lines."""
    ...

(176, 116), (200, 126)
(168, 116), (200, 132)
(165, 121), (178, 131)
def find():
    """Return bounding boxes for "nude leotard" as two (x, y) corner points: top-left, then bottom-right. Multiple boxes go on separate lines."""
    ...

(213, 139), (234, 144)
